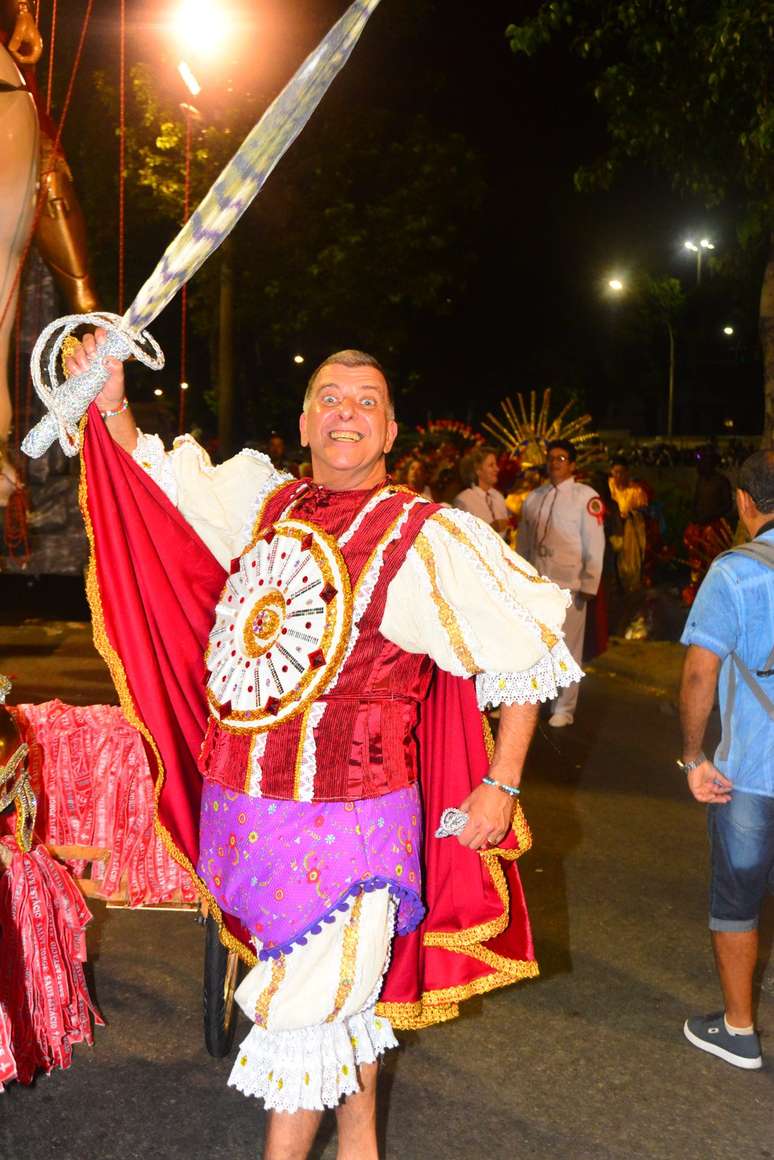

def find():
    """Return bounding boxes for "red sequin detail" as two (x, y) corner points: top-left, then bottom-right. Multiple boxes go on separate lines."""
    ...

(308, 648), (326, 669)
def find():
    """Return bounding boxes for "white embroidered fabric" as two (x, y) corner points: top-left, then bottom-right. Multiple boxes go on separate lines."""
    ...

(229, 895), (399, 1112)
(476, 641), (584, 708)
(296, 699), (326, 802)
(246, 732), (268, 797)
(131, 431), (179, 505)
(235, 455), (292, 553)
(229, 1004), (398, 1112)
(434, 508), (571, 637)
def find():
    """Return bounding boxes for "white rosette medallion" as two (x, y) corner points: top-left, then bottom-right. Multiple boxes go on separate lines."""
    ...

(206, 519), (352, 729)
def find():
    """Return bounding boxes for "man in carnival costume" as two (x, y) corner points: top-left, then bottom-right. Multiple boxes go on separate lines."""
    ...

(68, 332), (582, 1159)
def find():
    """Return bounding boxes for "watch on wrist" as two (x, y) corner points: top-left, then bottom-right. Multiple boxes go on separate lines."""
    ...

(677, 753), (706, 774)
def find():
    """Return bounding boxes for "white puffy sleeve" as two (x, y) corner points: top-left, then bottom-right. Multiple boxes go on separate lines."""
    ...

(380, 506), (583, 708)
(131, 432), (288, 568)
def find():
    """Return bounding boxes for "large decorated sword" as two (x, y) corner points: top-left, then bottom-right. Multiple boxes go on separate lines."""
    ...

(22, 0), (380, 459)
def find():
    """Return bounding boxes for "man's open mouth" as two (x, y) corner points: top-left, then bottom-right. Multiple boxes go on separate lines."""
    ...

(329, 431), (364, 442)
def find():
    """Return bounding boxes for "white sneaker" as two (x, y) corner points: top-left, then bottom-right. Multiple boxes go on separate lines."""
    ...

(548, 712), (574, 728)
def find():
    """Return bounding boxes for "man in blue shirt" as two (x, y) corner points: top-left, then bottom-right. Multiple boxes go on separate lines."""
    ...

(678, 449), (774, 1070)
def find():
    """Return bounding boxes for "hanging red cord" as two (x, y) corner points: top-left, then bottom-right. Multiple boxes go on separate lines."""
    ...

(12, 304), (23, 452)
(178, 107), (193, 434)
(6, 304), (30, 563)
(44, 0), (56, 116)
(117, 0), (126, 314)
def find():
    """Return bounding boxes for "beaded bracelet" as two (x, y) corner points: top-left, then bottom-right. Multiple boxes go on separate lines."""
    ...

(482, 775), (520, 797)
(100, 396), (129, 420)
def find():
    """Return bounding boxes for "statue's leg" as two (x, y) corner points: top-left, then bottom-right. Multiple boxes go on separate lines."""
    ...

(34, 131), (98, 316)
(0, 45), (39, 443)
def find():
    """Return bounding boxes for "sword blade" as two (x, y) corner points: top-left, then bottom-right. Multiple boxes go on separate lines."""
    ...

(124, 0), (380, 333)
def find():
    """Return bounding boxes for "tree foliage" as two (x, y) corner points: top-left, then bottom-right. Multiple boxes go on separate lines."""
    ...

(507, 2), (772, 232)
(71, 62), (484, 438)
(507, 1), (774, 438)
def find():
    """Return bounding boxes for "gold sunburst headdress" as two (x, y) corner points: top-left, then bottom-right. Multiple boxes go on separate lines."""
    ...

(482, 389), (597, 469)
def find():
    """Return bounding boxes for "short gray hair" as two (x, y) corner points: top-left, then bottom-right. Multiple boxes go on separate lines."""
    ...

(738, 449), (774, 514)
(303, 350), (394, 418)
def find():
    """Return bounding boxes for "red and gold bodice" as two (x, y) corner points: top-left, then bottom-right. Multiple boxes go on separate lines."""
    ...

(198, 478), (440, 802)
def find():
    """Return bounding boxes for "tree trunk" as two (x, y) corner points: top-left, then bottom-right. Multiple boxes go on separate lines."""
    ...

(760, 231), (774, 447)
(217, 238), (234, 461)
(666, 320), (675, 438)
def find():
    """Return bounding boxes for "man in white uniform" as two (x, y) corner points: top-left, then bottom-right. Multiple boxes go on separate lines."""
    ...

(517, 439), (605, 727)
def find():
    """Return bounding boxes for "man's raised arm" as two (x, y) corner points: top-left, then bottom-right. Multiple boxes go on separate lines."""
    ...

(65, 328), (138, 454)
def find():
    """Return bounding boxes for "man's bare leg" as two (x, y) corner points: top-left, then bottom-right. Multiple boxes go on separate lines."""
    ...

(712, 929), (758, 1027)
(264, 1109), (323, 1160)
(334, 1061), (379, 1160)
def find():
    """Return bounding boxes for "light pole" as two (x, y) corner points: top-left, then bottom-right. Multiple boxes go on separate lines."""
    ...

(683, 237), (714, 287)
(607, 276), (677, 438)
(170, 1), (236, 454)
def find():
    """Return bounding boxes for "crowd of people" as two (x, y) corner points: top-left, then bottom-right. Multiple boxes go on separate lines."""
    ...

(265, 424), (742, 626)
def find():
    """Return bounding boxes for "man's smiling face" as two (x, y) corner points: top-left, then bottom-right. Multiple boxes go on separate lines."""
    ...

(299, 363), (398, 490)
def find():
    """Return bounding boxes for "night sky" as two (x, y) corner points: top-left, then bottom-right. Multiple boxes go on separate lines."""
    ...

(55, 1), (764, 441)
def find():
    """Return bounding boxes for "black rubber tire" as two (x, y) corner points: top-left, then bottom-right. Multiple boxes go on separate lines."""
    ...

(203, 914), (241, 1058)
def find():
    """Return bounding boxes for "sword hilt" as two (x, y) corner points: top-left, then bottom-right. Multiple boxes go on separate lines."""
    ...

(21, 312), (165, 459)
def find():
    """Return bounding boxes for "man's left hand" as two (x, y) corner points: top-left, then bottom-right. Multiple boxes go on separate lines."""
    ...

(457, 782), (515, 850)
(686, 758), (733, 804)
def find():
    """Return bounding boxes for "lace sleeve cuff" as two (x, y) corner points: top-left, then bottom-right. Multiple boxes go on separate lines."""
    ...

(131, 431), (178, 506)
(475, 640), (584, 708)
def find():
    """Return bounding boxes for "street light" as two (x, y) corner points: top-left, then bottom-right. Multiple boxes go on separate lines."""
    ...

(722, 325), (734, 337)
(170, 0), (233, 60)
(293, 354), (305, 365)
(178, 61), (201, 98)
(608, 278), (624, 292)
(683, 237), (715, 286)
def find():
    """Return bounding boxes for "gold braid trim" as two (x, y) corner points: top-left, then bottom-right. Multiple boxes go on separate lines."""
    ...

(413, 532), (478, 674)
(78, 416), (257, 966)
(377, 704), (536, 1031)
(432, 512), (559, 649)
(325, 891), (363, 1022)
(253, 955), (287, 1028)
(376, 954), (539, 1031)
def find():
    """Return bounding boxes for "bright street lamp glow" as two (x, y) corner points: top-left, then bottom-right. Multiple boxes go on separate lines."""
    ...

(154, 388), (164, 397)
(180, 380), (190, 390)
(700, 238), (715, 250)
(684, 240), (698, 252)
(723, 326), (734, 336)
(170, 0), (233, 60)
(178, 61), (201, 97)
(293, 354), (305, 364)
(608, 278), (624, 292)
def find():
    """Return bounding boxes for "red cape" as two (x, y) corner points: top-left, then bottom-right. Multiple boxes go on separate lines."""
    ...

(80, 409), (537, 1029)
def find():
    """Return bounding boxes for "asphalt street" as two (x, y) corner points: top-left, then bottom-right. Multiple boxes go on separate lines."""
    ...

(0, 624), (772, 1160)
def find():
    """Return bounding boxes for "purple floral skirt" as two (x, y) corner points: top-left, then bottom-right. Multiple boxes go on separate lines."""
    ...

(197, 780), (424, 960)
